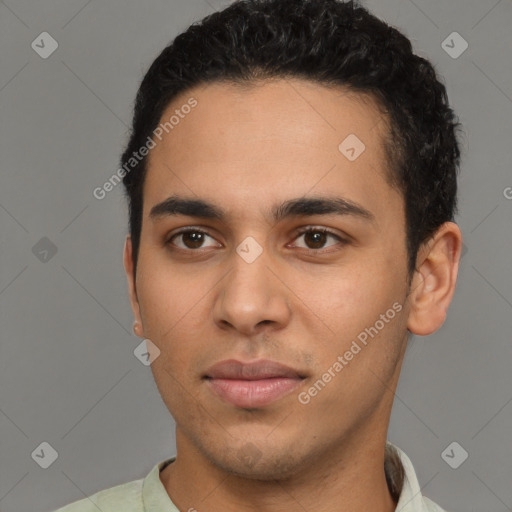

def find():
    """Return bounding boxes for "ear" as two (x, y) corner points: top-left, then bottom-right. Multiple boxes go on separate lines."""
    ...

(123, 235), (144, 337)
(406, 222), (463, 336)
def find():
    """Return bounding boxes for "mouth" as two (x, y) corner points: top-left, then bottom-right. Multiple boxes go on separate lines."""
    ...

(203, 359), (307, 408)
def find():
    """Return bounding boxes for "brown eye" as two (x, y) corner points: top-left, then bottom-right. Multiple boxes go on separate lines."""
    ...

(180, 231), (206, 249)
(167, 229), (219, 250)
(303, 230), (329, 249)
(293, 228), (346, 251)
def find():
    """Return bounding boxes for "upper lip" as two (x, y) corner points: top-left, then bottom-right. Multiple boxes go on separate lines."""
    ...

(204, 359), (305, 380)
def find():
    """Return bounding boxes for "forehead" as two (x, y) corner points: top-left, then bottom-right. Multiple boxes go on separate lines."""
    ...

(143, 78), (400, 224)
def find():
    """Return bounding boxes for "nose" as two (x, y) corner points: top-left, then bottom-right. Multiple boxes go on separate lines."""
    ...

(212, 248), (291, 337)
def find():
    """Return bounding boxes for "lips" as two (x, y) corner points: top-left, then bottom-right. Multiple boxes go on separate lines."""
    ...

(204, 359), (306, 408)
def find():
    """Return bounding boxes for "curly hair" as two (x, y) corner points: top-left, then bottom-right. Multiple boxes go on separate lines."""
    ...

(120, 0), (462, 280)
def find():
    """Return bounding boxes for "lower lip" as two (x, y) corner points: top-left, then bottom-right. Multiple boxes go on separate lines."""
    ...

(206, 377), (304, 408)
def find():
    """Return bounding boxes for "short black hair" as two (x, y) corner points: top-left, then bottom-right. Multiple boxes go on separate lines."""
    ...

(121, 0), (462, 281)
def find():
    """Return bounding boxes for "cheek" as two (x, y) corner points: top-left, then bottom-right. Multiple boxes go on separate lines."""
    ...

(135, 284), (198, 393)
(294, 264), (396, 339)
(295, 261), (408, 388)
(137, 257), (206, 333)
(306, 307), (407, 417)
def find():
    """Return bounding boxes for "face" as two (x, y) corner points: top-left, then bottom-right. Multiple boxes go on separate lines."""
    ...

(126, 78), (415, 479)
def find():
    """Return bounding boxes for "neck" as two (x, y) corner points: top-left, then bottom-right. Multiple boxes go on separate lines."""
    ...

(161, 420), (398, 512)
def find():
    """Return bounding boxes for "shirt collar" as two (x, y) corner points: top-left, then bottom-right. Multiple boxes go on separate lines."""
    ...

(388, 441), (442, 511)
(142, 458), (179, 511)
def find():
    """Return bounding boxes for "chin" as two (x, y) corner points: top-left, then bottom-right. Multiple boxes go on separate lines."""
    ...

(220, 457), (301, 481)
(202, 442), (310, 481)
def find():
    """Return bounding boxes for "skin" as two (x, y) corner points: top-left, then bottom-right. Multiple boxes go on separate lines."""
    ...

(123, 78), (462, 512)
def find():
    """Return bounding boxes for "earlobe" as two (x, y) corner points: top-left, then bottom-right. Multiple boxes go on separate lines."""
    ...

(123, 235), (144, 337)
(133, 320), (144, 337)
(406, 222), (462, 336)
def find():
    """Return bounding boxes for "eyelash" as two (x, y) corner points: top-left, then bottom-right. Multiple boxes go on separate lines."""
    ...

(165, 226), (348, 255)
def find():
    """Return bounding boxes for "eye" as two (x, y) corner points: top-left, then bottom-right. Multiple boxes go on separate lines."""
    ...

(291, 227), (347, 252)
(166, 228), (220, 250)
(165, 226), (348, 254)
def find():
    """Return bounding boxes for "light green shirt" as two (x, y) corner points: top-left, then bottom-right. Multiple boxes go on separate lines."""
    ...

(53, 442), (447, 512)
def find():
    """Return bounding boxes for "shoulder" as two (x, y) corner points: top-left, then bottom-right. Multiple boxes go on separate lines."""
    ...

(53, 477), (144, 512)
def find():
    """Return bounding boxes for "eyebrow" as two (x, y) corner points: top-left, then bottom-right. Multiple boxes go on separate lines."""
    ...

(149, 195), (375, 224)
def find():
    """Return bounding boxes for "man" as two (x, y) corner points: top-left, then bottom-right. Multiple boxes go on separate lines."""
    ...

(55, 0), (463, 510)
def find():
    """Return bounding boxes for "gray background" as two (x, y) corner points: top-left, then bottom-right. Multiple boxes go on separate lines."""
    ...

(0, 0), (511, 511)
